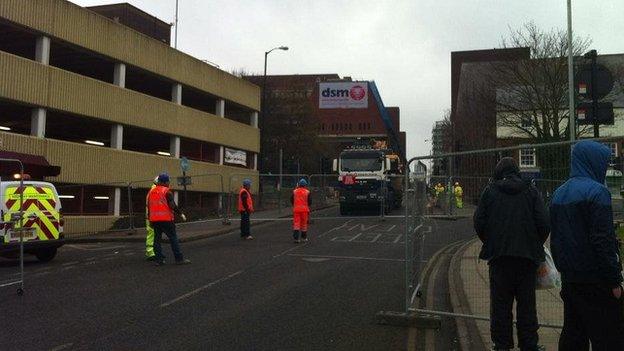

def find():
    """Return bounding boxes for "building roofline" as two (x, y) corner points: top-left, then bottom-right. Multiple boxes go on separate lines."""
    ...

(86, 3), (171, 27)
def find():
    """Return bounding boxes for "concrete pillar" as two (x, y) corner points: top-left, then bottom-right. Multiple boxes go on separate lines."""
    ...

(113, 187), (121, 216)
(113, 63), (126, 88)
(218, 193), (223, 211)
(219, 146), (225, 165)
(30, 108), (46, 138)
(35, 36), (50, 65)
(111, 124), (123, 150)
(172, 83), (182, 104)
(250, 111), (259, 128)
(216, 99), (225, 117)
(173, 191), (179, 205)
(170, 136), (180, 158)
(253, 154), (258, 171)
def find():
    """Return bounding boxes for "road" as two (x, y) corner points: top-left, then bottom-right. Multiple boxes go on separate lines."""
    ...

(0, 209), (472, 350)
(411, 218), (474, 351)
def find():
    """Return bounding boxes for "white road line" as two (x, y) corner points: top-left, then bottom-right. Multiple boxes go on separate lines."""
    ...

(33, 271), (51, 276)
(160, 270), (244, 308)
(369, 233), (383, 243)
(393, 234), (403, 244)
(0, 280), (21, 288)
(348, 233), (364, 242)
(318, 219), (355, 238)
(65, 244), (126, 251)
(287, 253), (404, 262)
(49, 343), (74, 351)
(274, 220), (355, 257)
(273, 244), (306, 258)
(61, 261), (79, 266)
(384, 225), (397, 232)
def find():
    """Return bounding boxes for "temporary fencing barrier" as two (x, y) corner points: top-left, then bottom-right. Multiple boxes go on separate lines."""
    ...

(0, 158), (27, 295)
(403, 137), (624, 337)
(0, 167), (412, 240)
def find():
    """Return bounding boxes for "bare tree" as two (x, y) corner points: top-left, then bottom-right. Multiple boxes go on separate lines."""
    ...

(487, 22), (592, 142)
(262, 85), (330, 174)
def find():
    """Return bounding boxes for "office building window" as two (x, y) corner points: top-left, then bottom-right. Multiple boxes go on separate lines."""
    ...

(519, 148), (536, 168)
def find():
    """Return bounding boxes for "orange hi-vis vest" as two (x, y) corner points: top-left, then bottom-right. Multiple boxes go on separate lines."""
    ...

(238, 187), (254, 212)
(147, 185), (174, 222)
(293, 187), (310, 213)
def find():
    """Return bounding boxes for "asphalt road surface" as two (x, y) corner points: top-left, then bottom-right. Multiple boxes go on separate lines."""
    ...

(0, 209), (472, 350)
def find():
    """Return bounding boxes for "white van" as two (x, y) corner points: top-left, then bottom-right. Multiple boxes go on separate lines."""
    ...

(0, 181), (64, 262)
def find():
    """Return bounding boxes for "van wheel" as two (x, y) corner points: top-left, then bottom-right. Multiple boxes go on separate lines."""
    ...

(35, 248), (57, 262)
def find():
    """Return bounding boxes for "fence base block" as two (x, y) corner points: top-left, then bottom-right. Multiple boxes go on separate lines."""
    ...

(376, 311), (441, 329)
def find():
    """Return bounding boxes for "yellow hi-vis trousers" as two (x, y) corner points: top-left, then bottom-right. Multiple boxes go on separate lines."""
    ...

(455, 196), (463, 209)
(145, 220), (155, 257)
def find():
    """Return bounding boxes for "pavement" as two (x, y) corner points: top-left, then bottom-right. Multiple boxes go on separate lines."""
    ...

(66, 205), (332, 244)
(0, 207), (425, 351)
(455, 240), (564, 351)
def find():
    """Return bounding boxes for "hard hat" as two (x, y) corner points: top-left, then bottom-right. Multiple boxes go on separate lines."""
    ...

(153, 176), (159, 185)
(455, 182), (459, 186)
(157, 173), (170, 184)
(242, 179), (252, 187)
(298, 178), (308, 187)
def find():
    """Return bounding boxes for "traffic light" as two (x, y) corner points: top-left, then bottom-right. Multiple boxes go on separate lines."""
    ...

(575, 50), (615, 135)
(576, 102), (614, 124)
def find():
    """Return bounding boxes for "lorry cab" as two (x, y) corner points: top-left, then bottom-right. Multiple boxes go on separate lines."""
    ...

(0, 181), (64, 262)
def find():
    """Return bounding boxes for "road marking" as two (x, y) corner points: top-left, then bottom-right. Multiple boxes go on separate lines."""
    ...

(61, 261), (79, 266)
(393, 234), (403, 244)
(33, 271), (51, 277)
(49, 343), (73, 351)
(318, 219), (355, 238)
(384, 224), (397, 232)
(273, 243), (308, 258)
(302, 258), (332, 262)
(160, 270), (244, 308)
(370, 233), (383, 243)
(0, 279), (22, 287)
(65, 244), (126, 251)
(287, 253), (404, 262)
(348, 233), (364, 242)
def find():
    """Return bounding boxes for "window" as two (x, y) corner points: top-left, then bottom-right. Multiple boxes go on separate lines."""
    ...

(520, 118), (532, 128)
(606, 142), (618, 159)
(519, 148), (536, 168)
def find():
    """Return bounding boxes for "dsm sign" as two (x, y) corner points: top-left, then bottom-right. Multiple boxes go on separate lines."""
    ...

(319, 82), (368, 109)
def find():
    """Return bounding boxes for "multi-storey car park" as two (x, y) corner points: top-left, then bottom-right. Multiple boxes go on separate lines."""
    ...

(0, 1), (260, 235)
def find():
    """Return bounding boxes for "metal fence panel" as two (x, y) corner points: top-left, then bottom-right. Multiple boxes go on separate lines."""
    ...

(404, 137), (624, 337)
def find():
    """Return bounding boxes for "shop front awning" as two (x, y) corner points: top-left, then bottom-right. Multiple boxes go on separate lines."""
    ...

(0, 151), (61, 179)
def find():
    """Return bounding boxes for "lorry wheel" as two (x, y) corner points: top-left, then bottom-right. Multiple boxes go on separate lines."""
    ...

(35, 248), (57, 262)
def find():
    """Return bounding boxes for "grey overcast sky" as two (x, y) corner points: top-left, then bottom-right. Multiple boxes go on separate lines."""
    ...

(73, 0), (624, 159)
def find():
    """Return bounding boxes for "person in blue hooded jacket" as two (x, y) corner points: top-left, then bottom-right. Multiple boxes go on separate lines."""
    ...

(550, 140), (624, 350)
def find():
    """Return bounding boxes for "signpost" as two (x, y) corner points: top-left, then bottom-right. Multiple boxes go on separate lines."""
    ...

(180, 157), (190, 209)
(575, 50), (615, 137)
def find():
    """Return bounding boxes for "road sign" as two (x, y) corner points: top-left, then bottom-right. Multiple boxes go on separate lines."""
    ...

(576, 63), (614, 100)
(180, 157), (190, 172)
(576, 102), (614, 125)
(177, 176), (192, 186)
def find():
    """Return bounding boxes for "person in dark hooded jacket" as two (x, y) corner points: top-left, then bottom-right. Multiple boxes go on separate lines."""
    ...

(550, 140), (623, 350)
(474, 157), (550, 351)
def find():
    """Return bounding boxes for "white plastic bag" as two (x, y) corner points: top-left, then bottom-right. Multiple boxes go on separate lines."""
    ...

(536, 246), (561, 290)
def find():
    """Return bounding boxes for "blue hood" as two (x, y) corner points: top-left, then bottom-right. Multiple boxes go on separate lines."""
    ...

(570, 140), (611, 183)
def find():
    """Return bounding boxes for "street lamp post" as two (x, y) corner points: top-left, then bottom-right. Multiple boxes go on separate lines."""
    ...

(567, 0), (575, 142)
(259, 46), (288, 173)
